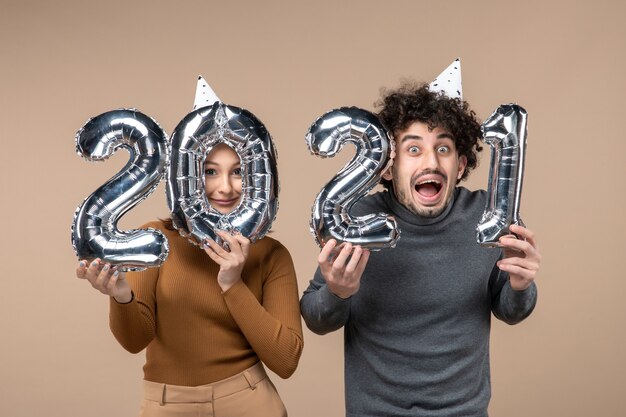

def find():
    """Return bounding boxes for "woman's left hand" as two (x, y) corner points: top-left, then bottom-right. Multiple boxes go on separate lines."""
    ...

(203, 230), (250, 292)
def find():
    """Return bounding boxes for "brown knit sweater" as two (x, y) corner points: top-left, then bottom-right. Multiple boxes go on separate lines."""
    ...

(109, 220), (303, 386)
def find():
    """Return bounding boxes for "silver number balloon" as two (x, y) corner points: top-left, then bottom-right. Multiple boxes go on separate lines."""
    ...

(71, 109), (170, 270)
(476, 104), (528, 246)
(306, 107), (400, 249)
(167, 102), (278, 246)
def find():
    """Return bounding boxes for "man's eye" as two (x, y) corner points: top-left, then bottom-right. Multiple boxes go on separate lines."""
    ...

(233, 168), (242, 176)
(408, 146), (420, 154)
(437, 146), (450, 153)
(204, 168), (216, 176)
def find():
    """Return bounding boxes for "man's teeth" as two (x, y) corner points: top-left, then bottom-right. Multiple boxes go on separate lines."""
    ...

(417, 180), (441, 185)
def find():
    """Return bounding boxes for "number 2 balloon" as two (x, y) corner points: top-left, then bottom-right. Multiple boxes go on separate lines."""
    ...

(71, 109), (170, 271)
(306, 107), (400, 250)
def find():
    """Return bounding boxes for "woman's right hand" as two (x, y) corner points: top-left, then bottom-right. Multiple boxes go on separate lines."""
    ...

(76, 259), (132, 303)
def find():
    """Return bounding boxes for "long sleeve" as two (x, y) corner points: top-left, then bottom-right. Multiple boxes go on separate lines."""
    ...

(300, 267), (351, 335)
(222, 241), (303, 378)
(108, 265), (159, 353)
(106, 220), (303, 386)
(489, 262), (538, 325)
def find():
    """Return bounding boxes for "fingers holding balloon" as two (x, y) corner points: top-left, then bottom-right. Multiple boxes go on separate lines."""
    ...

(345, 246), (370, 276)
(498, 226), (540, 260)
(218, 230), (250, 259)
(203, 231), (248, 265)
(203, 231), (247, 291)
(497, 258), (539, 290)
(508, 224), (538, 248)
(497, 225), (541, 291)
(497, 255), (538, 272)
(93, 263), (122, 294)
(203, 238), (226, 260)
(76, 260), (89, 279)
(83, 259), (104, 282)
(94, 263), (113, 289)
(76, 258), (129, 298)
(319, 240), (369, 299)
(317, 239), (339, 266)
(330, 243), (356, 274)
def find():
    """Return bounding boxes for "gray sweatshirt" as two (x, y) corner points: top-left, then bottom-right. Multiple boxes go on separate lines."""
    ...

(300, 187), (537, 417)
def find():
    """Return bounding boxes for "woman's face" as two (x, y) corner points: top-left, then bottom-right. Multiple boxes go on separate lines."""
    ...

(203, 143), (242, 214)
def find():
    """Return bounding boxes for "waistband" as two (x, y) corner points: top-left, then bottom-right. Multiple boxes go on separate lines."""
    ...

(144, 362), (267, 404)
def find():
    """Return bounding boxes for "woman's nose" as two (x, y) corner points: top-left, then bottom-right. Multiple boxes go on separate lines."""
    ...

(217, 174), (233, 193)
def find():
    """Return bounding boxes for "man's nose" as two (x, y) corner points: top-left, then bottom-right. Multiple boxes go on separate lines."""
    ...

(422, 149), (440, 169)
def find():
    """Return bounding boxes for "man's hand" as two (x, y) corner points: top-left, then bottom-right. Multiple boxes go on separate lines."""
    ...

(318, 239), (370, 299)
(497, 224), (541, 291)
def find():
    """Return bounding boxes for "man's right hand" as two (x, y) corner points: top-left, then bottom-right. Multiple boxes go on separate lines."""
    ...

(318, 239), (370, 299)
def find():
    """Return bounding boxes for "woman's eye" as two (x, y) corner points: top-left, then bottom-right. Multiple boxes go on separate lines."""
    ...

(232, 168), (242, 176)
(204, 168), (216, 176)
(408, 146), (419, 154)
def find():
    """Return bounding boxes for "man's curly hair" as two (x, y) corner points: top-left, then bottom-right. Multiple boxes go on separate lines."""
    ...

(376, 81), (483, 190)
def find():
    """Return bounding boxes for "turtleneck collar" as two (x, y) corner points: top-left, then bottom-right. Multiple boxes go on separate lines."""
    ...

(383, 187), (459, 227)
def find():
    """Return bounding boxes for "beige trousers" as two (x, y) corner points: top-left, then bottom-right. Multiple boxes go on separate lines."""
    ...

(139, 362), (287, 417)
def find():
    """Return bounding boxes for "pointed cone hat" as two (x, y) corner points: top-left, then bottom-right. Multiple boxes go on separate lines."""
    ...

(428, 58), (462, 100)
(193, 75), (221, 110)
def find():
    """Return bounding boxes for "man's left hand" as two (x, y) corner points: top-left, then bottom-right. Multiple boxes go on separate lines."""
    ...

(497, 224), (541, 291)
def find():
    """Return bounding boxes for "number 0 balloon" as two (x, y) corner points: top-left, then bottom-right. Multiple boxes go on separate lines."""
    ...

(167, 102), (279, 246)
(71, 109), (170, 270)
(476, 104), (528, 246)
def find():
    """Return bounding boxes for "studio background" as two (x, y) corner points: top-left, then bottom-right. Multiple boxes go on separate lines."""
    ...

(1, 1), (624, 416)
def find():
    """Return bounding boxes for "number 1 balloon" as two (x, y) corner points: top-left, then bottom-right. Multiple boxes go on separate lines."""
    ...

(476, 104), (528, 246)
(71, 109), (170, 270)
(306, 107), (399, 250)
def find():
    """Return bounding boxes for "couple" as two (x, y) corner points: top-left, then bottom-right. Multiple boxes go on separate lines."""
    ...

(76, 81), (540, 417)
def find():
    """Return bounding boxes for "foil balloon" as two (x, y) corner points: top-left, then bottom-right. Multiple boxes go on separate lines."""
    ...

(476, 104), (528, 246)
(306, 107), (399, 249)
(71, 109), (170, 270)
(167, 102), (278, 246)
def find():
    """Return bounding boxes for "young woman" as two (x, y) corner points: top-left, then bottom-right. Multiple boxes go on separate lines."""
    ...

(76, 143), (303, 417)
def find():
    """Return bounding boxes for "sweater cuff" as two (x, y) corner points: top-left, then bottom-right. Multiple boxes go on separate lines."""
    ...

(503, 281), (537, 319)
(221, 280), (248, 297)
(320, 284), (352, 309)
(508, 280), (537, 299)
(111, 291), (135, 305)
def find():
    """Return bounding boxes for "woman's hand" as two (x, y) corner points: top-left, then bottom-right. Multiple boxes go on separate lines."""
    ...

(75, 259), (132, 303)
(203, 230), (250, 292)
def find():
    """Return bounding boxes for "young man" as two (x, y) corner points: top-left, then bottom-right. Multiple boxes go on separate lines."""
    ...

(300, 83), (541, 417)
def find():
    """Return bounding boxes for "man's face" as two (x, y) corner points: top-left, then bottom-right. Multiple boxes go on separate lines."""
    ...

(384, 121), (467, 218)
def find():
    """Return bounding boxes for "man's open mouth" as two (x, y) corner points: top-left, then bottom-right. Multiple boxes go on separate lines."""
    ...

(414, 179), (443, 198)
